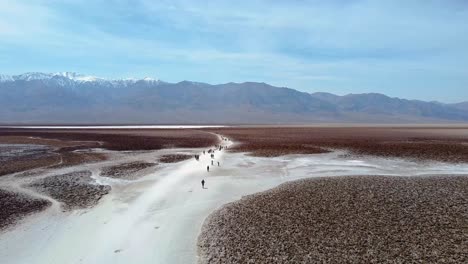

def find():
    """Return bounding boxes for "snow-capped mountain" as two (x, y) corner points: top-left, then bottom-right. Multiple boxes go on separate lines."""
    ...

(53, 72), (102, 82)
(0, 74), (14, 82)
(1, 72), (468, 124)
(0, 72), (162, 86)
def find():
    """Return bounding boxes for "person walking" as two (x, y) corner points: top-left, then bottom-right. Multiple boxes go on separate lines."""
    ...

(201, 179), (205, 189)
(207, 165), (210, 172)
(211, 160), (214, 165)
(217, 161), (220, 166)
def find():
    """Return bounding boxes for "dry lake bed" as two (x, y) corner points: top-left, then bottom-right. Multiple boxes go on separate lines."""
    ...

(1, 126), (468, 264)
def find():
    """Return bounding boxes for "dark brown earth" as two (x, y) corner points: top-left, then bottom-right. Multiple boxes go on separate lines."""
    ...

(5, 126), (468, 166)
(0, 137), (104, 176)
(199, 175), (468, 264)
(52, 151), (107, 169)
(0, 188), (51, 230)
(27, 171), (110, 210)
(0, 128), (219, 151)
(159, 154), (193, 163)
(100, 161), (157, 179)
(0, 151), (61, 176)
(209, 126), (468, 162)
(0, 128), (218, 176)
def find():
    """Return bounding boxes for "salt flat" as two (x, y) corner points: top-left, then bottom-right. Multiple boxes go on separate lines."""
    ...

(1, 137), (468, 264)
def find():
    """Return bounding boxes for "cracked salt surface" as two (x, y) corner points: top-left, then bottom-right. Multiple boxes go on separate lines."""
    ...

(1, 142), (468, 264)
(0, 144), (52, 162)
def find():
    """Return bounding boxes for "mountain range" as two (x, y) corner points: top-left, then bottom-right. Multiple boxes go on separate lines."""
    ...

(0, 72), (467, 124)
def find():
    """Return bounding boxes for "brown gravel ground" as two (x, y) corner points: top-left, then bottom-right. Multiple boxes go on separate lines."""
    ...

(0, 128), (218, 176)
(52, 151), (107, 169)
(208, 127), (468, 162)
(0, 153), (61, 176)
(0, 128), (218, 151)
(0, 147), (106, 176)
(0, 136), (104, 175)
(198, 175), (468, 264)
(159, 154), (193, 163)
(27, 171), (110, 210)
(0, 188), (51, 230)
(100, 161), (157, 179)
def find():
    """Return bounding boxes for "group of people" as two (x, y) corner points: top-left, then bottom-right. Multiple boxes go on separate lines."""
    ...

(199, 140), (228, 189)
(205, 147), (219, 172)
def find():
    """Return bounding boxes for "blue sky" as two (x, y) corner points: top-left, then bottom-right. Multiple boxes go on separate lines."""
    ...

(1, 0), (467, 102)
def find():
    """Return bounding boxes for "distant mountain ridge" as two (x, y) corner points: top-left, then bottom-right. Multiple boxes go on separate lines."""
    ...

(0, 72), (163, 86)
(0, 72), (467, 124)
(451, 102), (468, 111)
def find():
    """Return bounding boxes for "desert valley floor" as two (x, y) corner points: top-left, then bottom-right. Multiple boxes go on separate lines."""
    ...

(0, 126), (467, 263)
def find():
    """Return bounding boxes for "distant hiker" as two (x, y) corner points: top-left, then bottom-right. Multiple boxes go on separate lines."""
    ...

(201, 179), (205, 189)
(203, 150), (205, 155)
(194, 154), (199, 161)
(211, 160), (214, 165)
(217, 161), (220, 166)
(211, 153), (214, 159)
(207, 166), (210, 172)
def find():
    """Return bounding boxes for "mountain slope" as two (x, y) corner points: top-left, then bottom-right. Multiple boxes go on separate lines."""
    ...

(311, 93), (468, 121)
(0, 73), (467, 124)
(451, 102), (468, 111)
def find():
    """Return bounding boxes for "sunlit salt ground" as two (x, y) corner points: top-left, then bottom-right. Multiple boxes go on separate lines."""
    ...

(1, 139), (468, 264)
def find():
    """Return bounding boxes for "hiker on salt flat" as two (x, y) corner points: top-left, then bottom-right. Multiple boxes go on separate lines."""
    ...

(211, 160), (214, 165)
(207, 165), (210, 172)
(201, 179), (205, 189)
(217, 161), (220, 166)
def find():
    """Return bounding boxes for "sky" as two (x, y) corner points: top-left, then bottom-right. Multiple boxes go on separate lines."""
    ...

(0, 0), (467, 103)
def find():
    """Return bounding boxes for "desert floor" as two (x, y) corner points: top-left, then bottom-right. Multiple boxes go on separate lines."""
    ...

(0, 126), (467, 263)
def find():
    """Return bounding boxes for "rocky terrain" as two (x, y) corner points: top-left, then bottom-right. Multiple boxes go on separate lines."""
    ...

(100, 161), (157, 179)
(210, 126), (468, 162)
(0, 128), (218, 176)
(0, 188), (51, 230)
(0, 147), (60, 176)
(0, 128), (219, 151)
(159, 154), (193, 163)
(27, 171), (110, 210)
(0, 137), (104, 176)
(198, 175), (468, 263)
